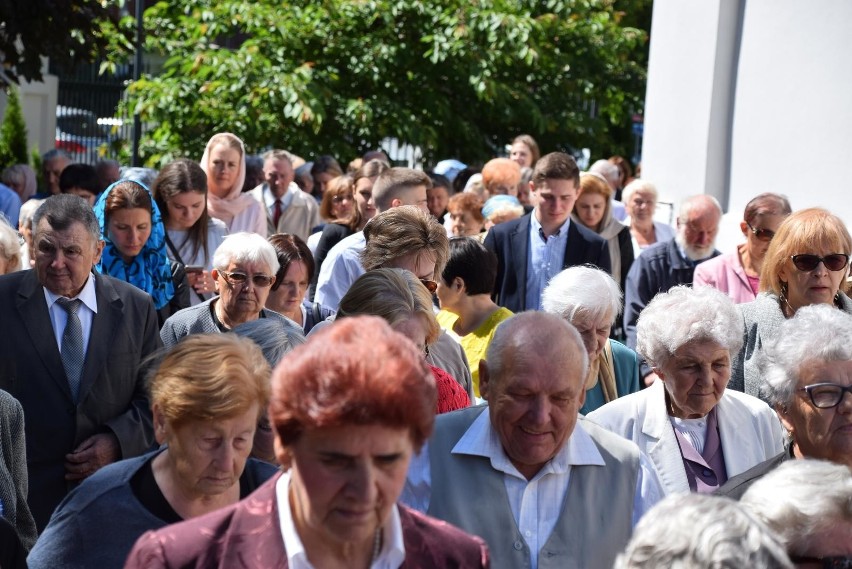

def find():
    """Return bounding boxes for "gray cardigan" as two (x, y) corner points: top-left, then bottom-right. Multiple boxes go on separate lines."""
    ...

(730, 291), (852, 398)
(0, 390), (36, 551)
(27, 450), (278, 569)
(160, 296), (303, 348)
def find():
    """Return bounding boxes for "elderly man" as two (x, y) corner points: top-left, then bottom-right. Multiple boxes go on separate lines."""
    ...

(624, 194), (722, 382)
(484, 152), (611, 312)
(0, 195), (160, 530)
(404, 312), (662, 569)
(38, 149), (71, 197)
(249, 149), (320, 241)
(315, 167), (431, 310)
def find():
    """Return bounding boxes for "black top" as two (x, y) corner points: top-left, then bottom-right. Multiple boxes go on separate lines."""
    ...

(309, 222), (354, 301)
(715, 444), (794, 500)
(130, 456), (266, 523)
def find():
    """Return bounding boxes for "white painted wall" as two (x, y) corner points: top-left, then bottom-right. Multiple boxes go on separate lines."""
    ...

(644, 0), (852, 246)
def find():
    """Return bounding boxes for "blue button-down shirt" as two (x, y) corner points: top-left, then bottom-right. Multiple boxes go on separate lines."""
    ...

(525, 214), (571, 310)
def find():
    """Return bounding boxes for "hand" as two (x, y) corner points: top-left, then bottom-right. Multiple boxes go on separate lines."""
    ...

(643, 372), (660, 387)
(191, 270), (216, 296)
(64, 432), (120, 481)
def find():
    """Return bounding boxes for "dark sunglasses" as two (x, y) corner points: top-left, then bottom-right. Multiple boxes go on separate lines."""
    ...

(745, 221), (775, 242)
(790, 254), (849, 272)
(419, 279), (438, 294)
(219, 271), (276, 287)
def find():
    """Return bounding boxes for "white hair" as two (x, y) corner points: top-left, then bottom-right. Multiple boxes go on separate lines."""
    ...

(542, 265), (622, 325)
(212, 232), (280, 275)
(761, 304), (852, 407)
(622, 179), (658, 206)
(232, 318), (305, 367)
(741, 459), (852, 554)
(589, 159), (620, 189)
(677, 194), (722, 223)
(0, 220), (22, 272)
(616, 494), (792, 569)
(636, 285), (742, 370)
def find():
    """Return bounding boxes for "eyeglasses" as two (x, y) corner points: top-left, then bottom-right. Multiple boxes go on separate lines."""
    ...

(219, 271), (276, 288)
(790, 555), (852, 568)
(790, 254), (849, 272)
(419, 279), (438, 294)
(332, 194), (352, 203)
(745, 221), (775, 242)
(799, 383), (852, 408)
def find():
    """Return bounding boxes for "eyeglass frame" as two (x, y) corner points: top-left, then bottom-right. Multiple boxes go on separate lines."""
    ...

(798, 383), (852, 409)
(745, 221), (775, 242)
(790, 253), (850, 272)
(217, 270), (277, 288)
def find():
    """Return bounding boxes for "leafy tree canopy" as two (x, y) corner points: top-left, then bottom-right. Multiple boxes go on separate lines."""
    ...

(0, 0), (132, 84)
(110, 0), (649, 167)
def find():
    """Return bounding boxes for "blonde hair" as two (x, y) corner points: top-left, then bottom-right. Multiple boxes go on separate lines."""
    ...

(338, 268), (440, 345)
(149, 334), (270, 427)
(361, 205), (449, 279)
(760, 208), (852, 295)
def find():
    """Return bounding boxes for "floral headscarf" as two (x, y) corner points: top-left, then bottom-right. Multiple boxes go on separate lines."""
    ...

(93, 179), (175, 309)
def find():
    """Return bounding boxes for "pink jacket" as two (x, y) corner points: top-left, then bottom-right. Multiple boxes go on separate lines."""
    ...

(693, 249), (757, 304)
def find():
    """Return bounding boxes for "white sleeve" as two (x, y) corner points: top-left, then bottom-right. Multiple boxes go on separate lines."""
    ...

(633, 452), (665, 526)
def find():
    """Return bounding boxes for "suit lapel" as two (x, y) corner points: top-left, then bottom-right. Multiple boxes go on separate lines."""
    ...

(78, 274), (123, 400)
(563, 222), (582, 268)
(509, 216), (531, 302)
(16, 271), (74, 400)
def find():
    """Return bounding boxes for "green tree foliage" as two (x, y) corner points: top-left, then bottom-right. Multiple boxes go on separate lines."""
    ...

(116, 0), (648, 166)
(0, 86), (29, 168)
(0, 1), (132, 84)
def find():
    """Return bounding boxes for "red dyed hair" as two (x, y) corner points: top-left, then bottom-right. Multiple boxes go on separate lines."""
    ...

(270, 316), (437, 450)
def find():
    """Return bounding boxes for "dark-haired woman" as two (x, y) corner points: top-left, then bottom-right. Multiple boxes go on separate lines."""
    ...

(153, 159), (228, 305)
(436, 238), (513, 399)
(94, 180), (190, 326)
(266, 233), (334, 334)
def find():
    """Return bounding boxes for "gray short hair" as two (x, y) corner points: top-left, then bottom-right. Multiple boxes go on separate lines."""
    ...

(232, 318), (306, 367)
(761, 304), (852, 407)
(616, 494), (792, 569)
(636, 285), (742, 370)
(621, 179), (658, 206)
(486, 311), (588, 382)
(0, 220), (22, 271)
(677, 194), (722, 223)
(741, 459), (852, 555)
(542, 265), (622, 325)
(32, 194), (100, 243)
(589, 159), (620, 189)
(212, 232), (280, 275)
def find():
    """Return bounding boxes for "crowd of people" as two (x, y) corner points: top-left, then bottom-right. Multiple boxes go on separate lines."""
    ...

(0, 134), (850, 568)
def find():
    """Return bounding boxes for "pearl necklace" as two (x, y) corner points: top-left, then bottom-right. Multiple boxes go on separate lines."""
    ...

(371, 528), (383, 564)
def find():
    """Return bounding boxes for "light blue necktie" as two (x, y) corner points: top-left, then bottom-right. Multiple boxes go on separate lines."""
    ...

(56, 298), (84, 401)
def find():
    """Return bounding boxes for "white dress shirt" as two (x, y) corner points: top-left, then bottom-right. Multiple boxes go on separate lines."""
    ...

(275, 471), (406, 569)
(44, 273), (98, 356)
(314, 231), (366, 310)
(402, 410), (663, 569)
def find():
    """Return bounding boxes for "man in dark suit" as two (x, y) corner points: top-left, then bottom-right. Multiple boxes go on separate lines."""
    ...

(0, 195), (160, 530)
(484, 152), (611, 312)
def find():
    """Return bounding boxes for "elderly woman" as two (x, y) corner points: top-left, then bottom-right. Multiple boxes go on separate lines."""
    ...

(94, 180), (191, 326)
(588, 285), (785, 495)
(125, 317), (489, 567)
(742, 459), (852, 565)
(481, 157), (521, 200)
(572, 172), (634, 296)
(160, 232), (303, 348)
(339, 269), (470, 414)
(719, 305), (852, 497)
(0, 390), (36, 551)
(0, 220), (22, 274)
(615, 494), (792, 569)
(731, 208), (852, 397)
(266, 233), (334, 333)
(446, 192), (485, 238)
(27, 334), (278, 568)
(482, 194), (524, 231)
(543, 266), (640, 414)
(623, 179), (675, 257)
(200, 132), (266, 235)
(436, 238), (512, 398)
(694, 193), (791, 304)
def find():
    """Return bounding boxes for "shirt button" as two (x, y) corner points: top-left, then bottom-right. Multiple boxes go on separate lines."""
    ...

(525, 530), (532, 537)
(513, 540), (523, 551)
(703, 469), (712, 477)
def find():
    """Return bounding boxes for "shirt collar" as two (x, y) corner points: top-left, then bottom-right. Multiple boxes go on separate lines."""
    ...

(43, 272), (98, 314)
(530, 212), (571, 241)
(276, 471), (406, 568)
(451, 408), (605, 481)
(263, 183), (293, 208)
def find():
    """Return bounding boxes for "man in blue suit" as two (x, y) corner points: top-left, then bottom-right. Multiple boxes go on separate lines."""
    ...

(484, 152), (611, 312)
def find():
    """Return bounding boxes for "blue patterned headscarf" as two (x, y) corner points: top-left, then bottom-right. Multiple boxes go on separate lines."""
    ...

(94, 179), (175, 309)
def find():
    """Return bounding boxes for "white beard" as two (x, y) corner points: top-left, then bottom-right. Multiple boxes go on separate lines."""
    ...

(676, 231), (715, 261)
